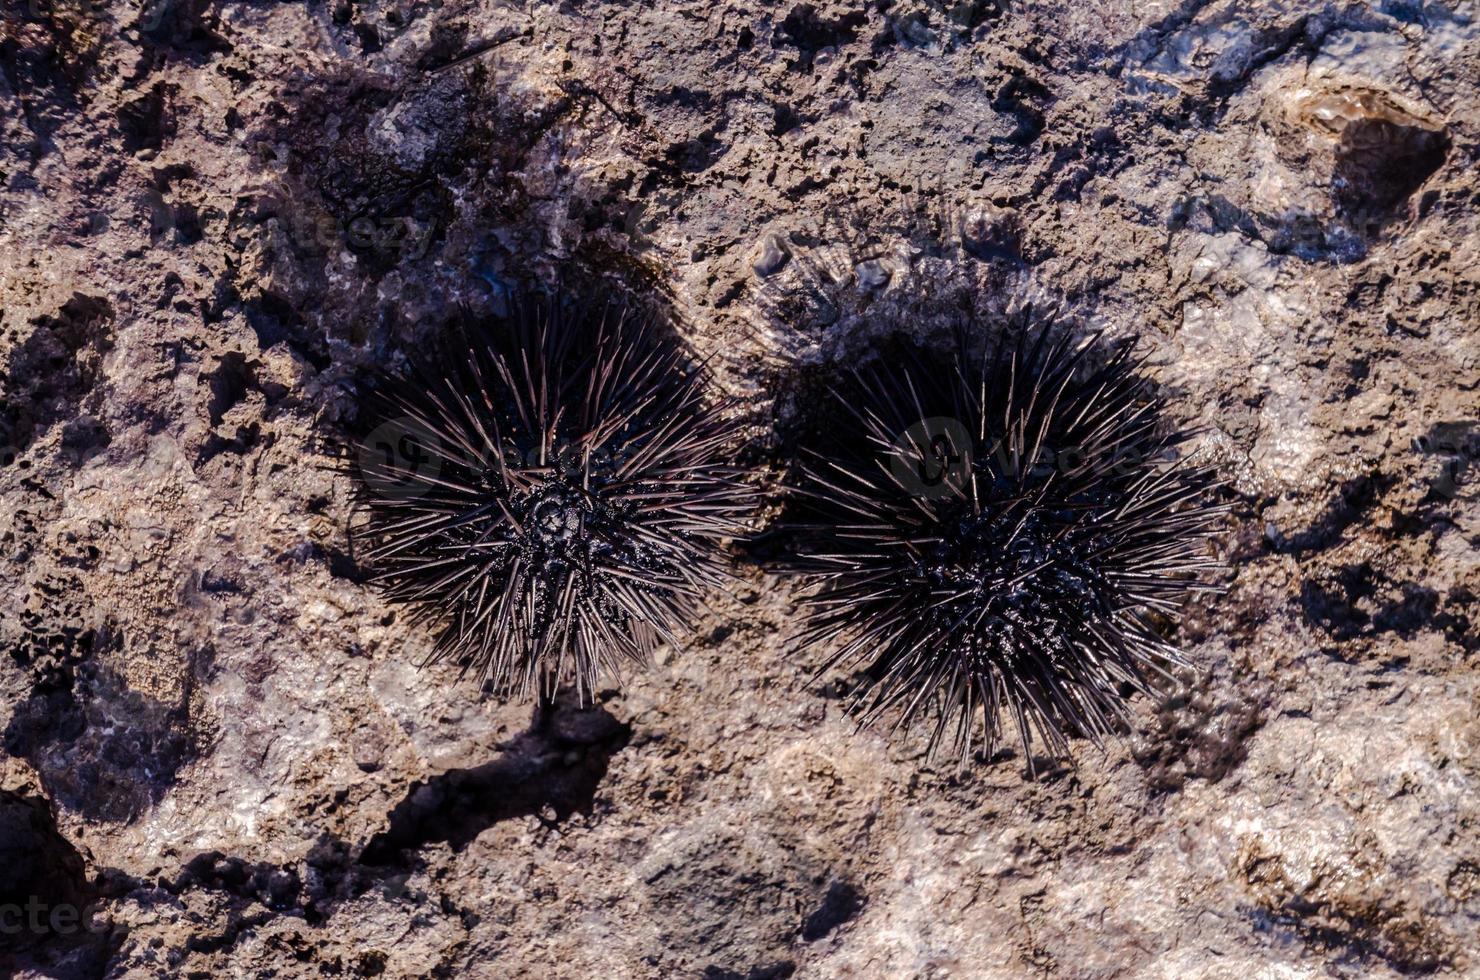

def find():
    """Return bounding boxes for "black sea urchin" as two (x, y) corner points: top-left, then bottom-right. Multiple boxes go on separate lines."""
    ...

(787, 327), (1223, 768)
(353, 290), (752, 703)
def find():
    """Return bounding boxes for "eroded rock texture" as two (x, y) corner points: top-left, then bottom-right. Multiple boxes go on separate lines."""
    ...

(1, 0), (1477, 976)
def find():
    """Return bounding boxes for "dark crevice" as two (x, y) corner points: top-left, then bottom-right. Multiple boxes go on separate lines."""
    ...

(1300, 566), (1469, 648)
(0, 789), (116, 977)
(0, 293), (115, 465)
(800, 879), (865, 941)
(773, 4), (869, 72)
(204, 352), (259, 427)
(702, 963), (797, 980)
(117, 82), (177, 154)
(359, 696), (631, 865)
(1273, 472), (1388, 556)
(1334, 118), (1451, 236)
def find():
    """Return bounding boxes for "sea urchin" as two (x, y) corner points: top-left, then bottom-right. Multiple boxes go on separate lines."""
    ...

(353, 289), (753, 704)
(786, 326), (1223, 768)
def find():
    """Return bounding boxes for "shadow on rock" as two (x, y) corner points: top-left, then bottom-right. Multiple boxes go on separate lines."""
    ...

(360, 695), (631, 864)
(0, 789), (114, 978)
(3, 623), (202, 824)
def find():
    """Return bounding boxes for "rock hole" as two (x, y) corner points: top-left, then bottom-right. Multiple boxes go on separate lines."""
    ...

(0, 293), (114, 463)
(1334, 117), (1449, 235)
(800, 879), (865, 940)
(204, 352), (259, 427)
(117, 82), (177, 154)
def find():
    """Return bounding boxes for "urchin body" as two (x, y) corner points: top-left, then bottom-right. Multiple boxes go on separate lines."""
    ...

(354, 291), (751, 703)
(789, 329), (1222, 767)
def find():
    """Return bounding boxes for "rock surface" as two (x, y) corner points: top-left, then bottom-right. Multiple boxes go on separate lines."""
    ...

(2, 0), (1478, 977)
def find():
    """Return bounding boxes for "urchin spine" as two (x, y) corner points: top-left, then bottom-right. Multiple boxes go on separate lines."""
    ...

(353, 290), (753, 704)
(786, 327), (1224, 769)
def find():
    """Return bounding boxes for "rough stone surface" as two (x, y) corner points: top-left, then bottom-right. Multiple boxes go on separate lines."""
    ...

(2, 0), (1478, 977)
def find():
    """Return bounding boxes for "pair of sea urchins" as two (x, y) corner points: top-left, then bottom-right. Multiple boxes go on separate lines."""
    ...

(352, 286), (1222, 769)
